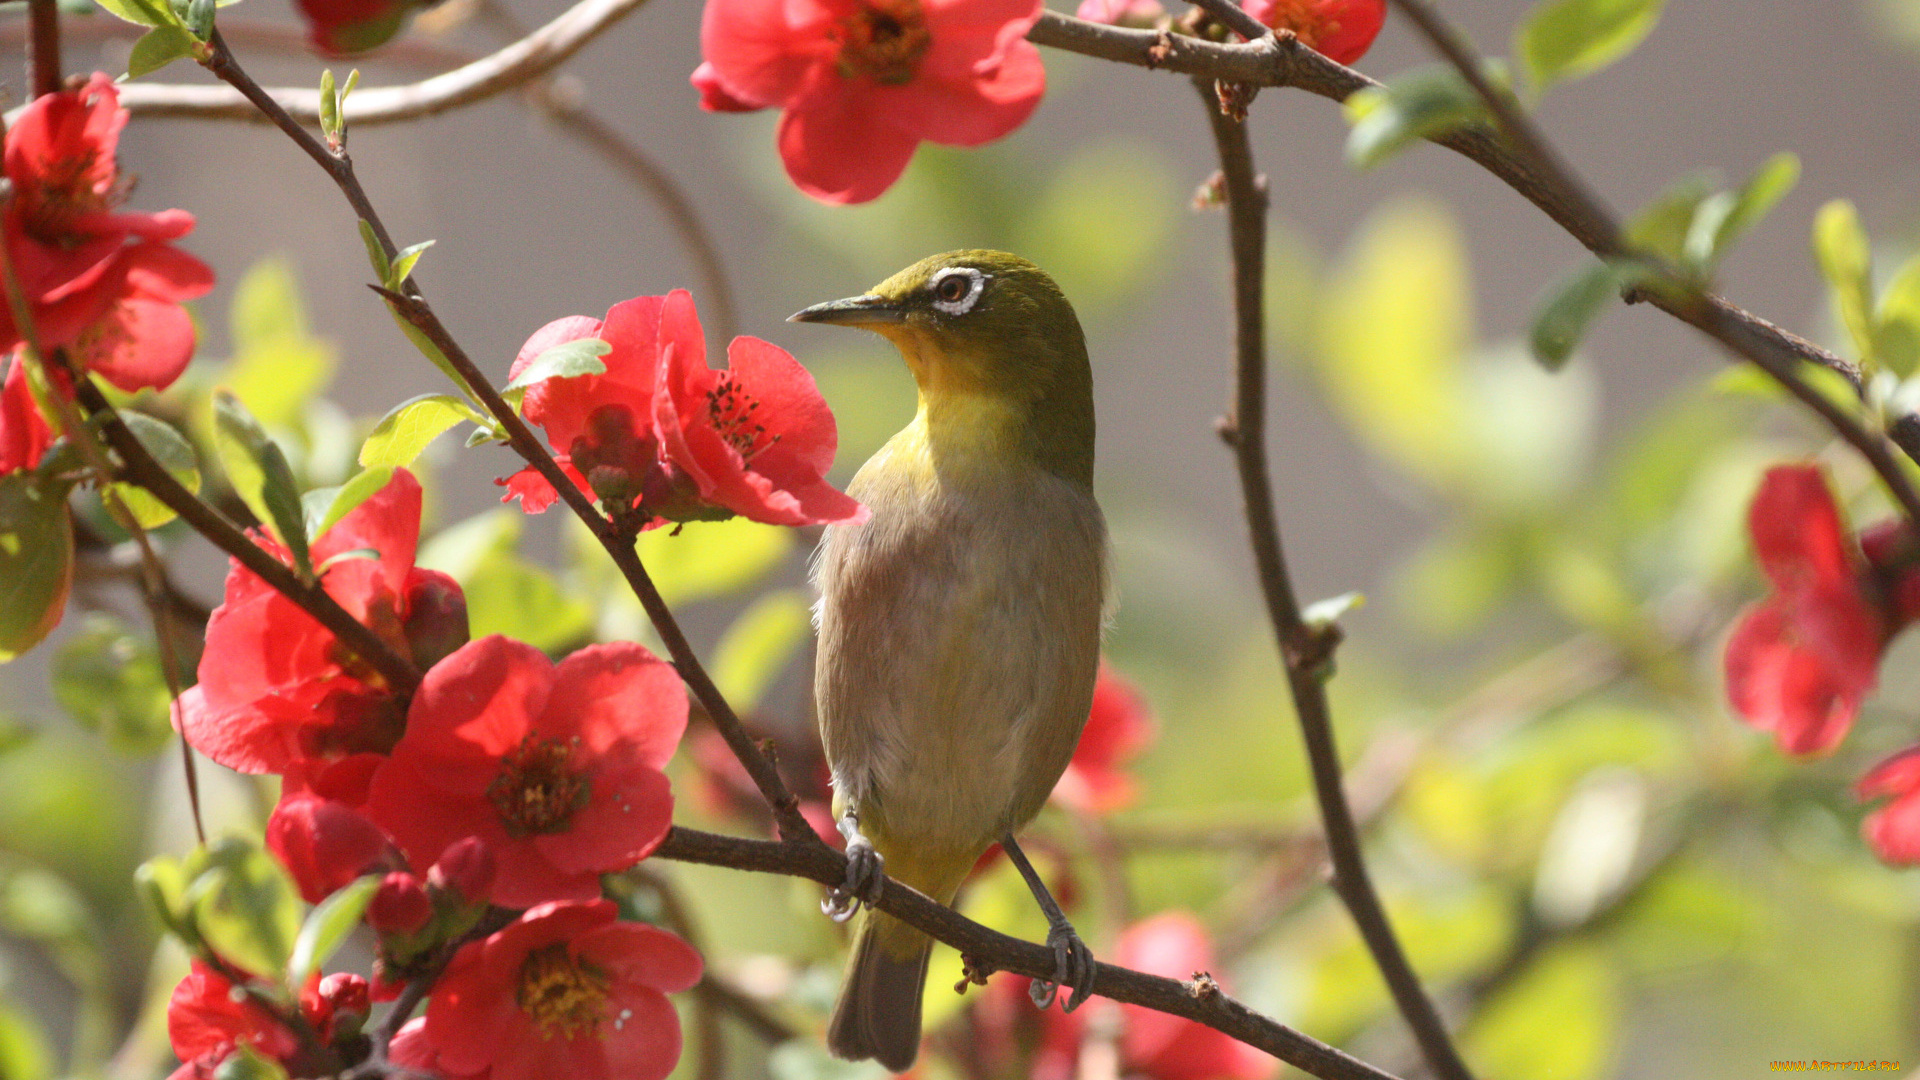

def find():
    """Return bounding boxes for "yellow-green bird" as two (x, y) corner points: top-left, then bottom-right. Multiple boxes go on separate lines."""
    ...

(792, 250), (1108, 1072)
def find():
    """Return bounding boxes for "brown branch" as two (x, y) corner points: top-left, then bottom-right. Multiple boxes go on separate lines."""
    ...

(1196, 79), (1474, 1080)
(655, 826), (1404, 1080)
(25, 0), (59, 98)
(1024, 12), (1920, 478)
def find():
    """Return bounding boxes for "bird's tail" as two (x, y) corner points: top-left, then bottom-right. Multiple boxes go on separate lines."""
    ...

(828, 909), (934, 1072)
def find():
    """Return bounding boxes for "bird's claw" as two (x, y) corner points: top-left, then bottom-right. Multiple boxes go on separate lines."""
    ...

(1028, 922), (1096, 1012)
(822, 835), (884, 923)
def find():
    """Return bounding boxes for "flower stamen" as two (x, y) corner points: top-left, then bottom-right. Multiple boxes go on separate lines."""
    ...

(833, 0), (932, 85)
(488, 735), (592, 837)
(517, 943), (611, 1040)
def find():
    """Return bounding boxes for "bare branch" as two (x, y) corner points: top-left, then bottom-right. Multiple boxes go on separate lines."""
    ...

(26, 0), (60, 99)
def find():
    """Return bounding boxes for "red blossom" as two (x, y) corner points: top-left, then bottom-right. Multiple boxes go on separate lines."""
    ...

(502, 291), (864, 527)
(696, 0), (1046, 203)
(1052, 661), (1156, 815)
(1860, 746), (1920, 865)
(0, 354), (51, 474)
(415, 900), (702, 1080)
(297, 0), (418, 55)
(3, 75), (212, 393)
(368, 871), (433, 933)
(1241, 0), (1384, 64)
(362, 636), (687, 907)
(175, 468), (468, 775)
(165, 963), (302, 1080)
(1073, 0), (1164, 27)
(1722, 465), (1920, 756)
(265, 792), (397, 903)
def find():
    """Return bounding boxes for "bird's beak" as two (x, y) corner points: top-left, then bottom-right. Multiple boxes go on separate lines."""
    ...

(788, 294), (908, 326)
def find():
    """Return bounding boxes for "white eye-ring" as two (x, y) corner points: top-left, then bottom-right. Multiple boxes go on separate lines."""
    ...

(930, 267), (986, 315)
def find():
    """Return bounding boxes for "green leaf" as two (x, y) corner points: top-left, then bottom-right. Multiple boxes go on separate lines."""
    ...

(93, 0), (179, 28)
(1875, 252), (1920, 378)
(318, 68), (339, 138)
(360, 393), (481, 468)
(109, 411), (200, 529)
(213, 390), (311, 577)
(216, 1045), (293, 1080)
(187, 838), (303, 979)
(50, 615), (175, 754)
(135, 854), (197, 943)
(309, 465), (394, 542)
(0, 997), (53, 1080)
(127, 24), (197, 75)
(287, 875), (378, 990)
(633, 517), (792, 606)
(382, 297), (471, 396)
(1813, 199), (1878, 367)
(220, 258), (337, 432)
(502, 338), (610, 394)
(182, 0), (213, 39)
(711, 590), (812, 713)
(1624, 170), (1717, 263)
(387, 240), (435, 289)
(1344, 64), (1496, 171)
(1680, 151), (1798, 271)
(0, 471), (74, 663)
(1516, 0), (1664, 95)
(417, 510), (591, 652)
(1527, 259), (1661, 370)
(358, 220), (390, 283)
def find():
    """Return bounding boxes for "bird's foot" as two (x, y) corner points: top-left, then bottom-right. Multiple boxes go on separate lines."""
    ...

(821, 833), (884, 923)
(1029, 919), (1096, 1013)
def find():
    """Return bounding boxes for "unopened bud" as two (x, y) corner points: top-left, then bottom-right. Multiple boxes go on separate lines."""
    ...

(316, 972), (370, 1020)
(427, 836), (496, 903)
(267, 795), (394, 905)
(402, 569), (469, 670)
(367, 872), (432, 934)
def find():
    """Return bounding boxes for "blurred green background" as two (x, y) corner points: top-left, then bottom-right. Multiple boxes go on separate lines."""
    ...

(8, 0), (1920, 1077)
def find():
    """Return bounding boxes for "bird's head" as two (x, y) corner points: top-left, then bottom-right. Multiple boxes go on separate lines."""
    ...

(790, 249), (1094, 484)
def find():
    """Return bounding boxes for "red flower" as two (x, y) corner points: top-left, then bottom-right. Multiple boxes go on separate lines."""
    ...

(414, 899), (703, 1080)
(502, 291), (864, 527)
(298, 0), (418, 55)
(165, 963), (302, 1079)
(0, 354), (51, 474)
(695, 0), (1046, 203)
(1860, 745), (1920, 865)
(3, 74), (212, 393)
(362, 636), (687, 907)
(1241, 0), (1384, 65)
(1052, 661), (1156, 815)
(1073, 0), (1164, 27)
(1722, 466), (1920, 757)
(266, 792), (398, 903)
(175, 468), (468, 775)
(982, 912), (1273, 1080)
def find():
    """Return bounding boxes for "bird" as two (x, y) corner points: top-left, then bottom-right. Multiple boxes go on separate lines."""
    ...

(791, 250), (1109, 1072)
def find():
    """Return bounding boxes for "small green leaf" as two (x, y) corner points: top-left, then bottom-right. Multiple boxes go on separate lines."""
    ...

(1301, 590), (1366, 628)
(0, 471), (74, 663)
(215, 1045), (292, 1080)
(1875, 252), (1920, 378)
(310, 465), (395, 541)
(287, 875), (379, 990)
(1680, 151), (1799, 271)
(1527, 259), (1659, 370)
(1813, 199), (1877, 367)
(503, 338), (611, 394)
(0, 997), (53, 1080)
(711, 590), (812, 713)
(382, 297), (472, 395)
(182, 0), (213, 38)
(313, 547), (379, 575)
(50, 615), (175, 754)
(360, 393), (482, 468)
(127, 24), (197, 75)
(387, 240), (435, 289)
(110, 411), (200, 529)
(212, 390), (311, 577)
(188, 837), (303, 979)
(135, 855), (197, 943)
(318, 69), (339, 137)
(1345, 64), (1497, 170)
(1624, 171), (1716, 263)
(93, 0), (179, 28)
(341, 69), (361, 100)
(1516, 0), (1664, 95)
(357, 220), (390, 282)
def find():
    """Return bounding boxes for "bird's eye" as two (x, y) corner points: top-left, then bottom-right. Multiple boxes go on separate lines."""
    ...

(929, 268), (985, 315)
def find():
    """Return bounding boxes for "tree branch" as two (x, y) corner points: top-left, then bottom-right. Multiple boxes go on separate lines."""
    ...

(1195, 78), (1474, 1080)
(26, 0), (59, 99)
(654, 826), (1404, 1080)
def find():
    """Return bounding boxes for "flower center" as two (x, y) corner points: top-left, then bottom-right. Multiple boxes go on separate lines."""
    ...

(1260, 0), (1340, 46)
(833, 0), (932, 85)
(516, 944), (610, 1040)
(705, 373), (779, 461)
(487, 735), (592, 837)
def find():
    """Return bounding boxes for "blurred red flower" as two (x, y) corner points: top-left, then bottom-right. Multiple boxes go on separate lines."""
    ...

(266, 792), (398, 903)
(3, 74), (212, 393)
(1722, 465), (1920, 756)
(298, 0), (418, 55)
(1859, 745), (1920, 864)
(502, 291), (864, 527)
(0, 355), (51, 474)
(413, 900), (702, 1080)
(165, 963), (302, 1080)
(175, 468), (468, 774)
(1051, 661), (1156, 815)
(1242, 0), (1384, 65)
(363, 636), (687, 907)
(1073, 0), (1164, 27)
(695, 0), (1046, 203)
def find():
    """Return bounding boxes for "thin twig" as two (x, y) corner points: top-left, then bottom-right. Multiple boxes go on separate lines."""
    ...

(112, 490), (207, 844)
(1195, 78), (1475, 1080)
(25, 0), (59, 98)
(1183, 0), (1270, 45)
(656, 826), (1403, 1080)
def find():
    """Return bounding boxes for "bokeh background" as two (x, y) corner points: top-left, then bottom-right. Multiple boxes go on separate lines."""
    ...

(6, 0), (1920, 1077)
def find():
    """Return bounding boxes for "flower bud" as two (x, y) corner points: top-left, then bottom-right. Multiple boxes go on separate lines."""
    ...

(367, 872), (432, 934)
(266, 794), (393, 904)
(427, 836), (496, 903)
(316, 972), (370, 1021)
(402, 569), (469, 671)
